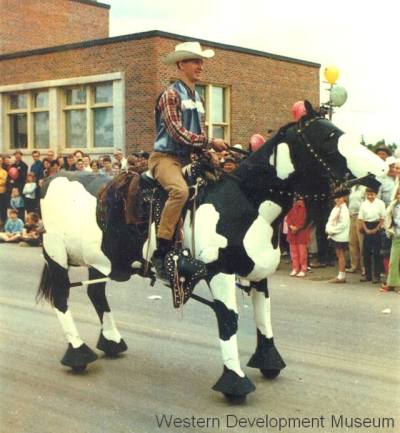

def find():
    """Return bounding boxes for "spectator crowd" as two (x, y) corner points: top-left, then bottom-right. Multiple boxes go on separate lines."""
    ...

(0, 145), (243, 246)
(283, 145), (400, 293)
(1, 142), (399, 293)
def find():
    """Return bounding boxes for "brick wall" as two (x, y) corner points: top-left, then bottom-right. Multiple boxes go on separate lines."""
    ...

(0, 0), (109, 55)
(155, 37), (320, 147)
(0, 35), (319, 154)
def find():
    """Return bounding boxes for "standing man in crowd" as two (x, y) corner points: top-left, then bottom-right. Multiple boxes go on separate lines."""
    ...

(30, 150), (44, 183)
(374, 145), (392, 162)
(358, 184), (386, 284)
(149, 41), (227, 278)
(378, 156), (397, 207)
(46, 149), (57, 162)
(347, 185), (366, 274)
(113, 149), (127, 171)
(12, 150), (28, 192)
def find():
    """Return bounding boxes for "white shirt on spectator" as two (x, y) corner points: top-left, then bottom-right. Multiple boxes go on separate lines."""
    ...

(325, 203), (350, 242)
(23, 182), (37, 199)
(358, 198), (386, 222)
(120, 157), (127, 171)
(377, 175), (396, 207)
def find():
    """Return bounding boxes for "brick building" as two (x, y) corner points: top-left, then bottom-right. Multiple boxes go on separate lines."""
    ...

(0, 0), (320, 160)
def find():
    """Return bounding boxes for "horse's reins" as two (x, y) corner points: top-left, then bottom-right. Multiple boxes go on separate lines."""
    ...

(296, 117), (343, 187)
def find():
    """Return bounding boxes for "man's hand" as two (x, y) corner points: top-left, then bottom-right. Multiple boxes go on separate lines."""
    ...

(212, 138), (228, 152)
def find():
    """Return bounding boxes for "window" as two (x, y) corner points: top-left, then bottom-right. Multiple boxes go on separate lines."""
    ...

(7, 91), (49, 149)
(195, 84), (230, 140)
(63, 83), (113, 149)
(1, 73), (123, 154)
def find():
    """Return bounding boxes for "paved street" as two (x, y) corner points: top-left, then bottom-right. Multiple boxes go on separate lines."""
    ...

(1, 244), (399, 433)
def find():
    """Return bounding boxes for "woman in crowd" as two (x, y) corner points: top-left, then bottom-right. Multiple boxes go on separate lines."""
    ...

(56, 156), (65, 170)
(380, 187), (400, 292)
(90, 160), (100, 173)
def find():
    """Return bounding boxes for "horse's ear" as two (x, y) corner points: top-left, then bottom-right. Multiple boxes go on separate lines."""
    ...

(304, 100), (317, 116)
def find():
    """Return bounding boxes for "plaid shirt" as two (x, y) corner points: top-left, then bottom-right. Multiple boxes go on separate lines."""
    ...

(157, 83), (214, 150)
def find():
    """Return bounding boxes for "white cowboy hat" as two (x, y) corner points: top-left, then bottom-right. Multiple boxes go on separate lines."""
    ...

(163, 41), (215, 65)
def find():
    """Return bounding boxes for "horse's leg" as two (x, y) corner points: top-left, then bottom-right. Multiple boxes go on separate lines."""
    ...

(247, 278), (286, 378)
(87, 267), (128, 356)
(208, 272), (255, 402)
(40, 249), (97, 371)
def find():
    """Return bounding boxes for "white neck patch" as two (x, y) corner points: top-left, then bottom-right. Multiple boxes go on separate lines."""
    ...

(269, 142), (295, 179)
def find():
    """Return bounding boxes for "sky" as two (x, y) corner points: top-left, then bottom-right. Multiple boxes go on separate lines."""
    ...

(107, 0), (399, 146)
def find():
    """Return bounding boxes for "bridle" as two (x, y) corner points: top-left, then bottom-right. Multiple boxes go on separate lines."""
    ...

(295, 116), (344, 187)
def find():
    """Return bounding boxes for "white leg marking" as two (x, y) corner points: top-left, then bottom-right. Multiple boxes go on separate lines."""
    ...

(55, 308), (84, 348)
(209, 273), (244, 377)
(251, 289), (273, 339)
(244, 200), (281, 280)
(102, 312), (122, 343)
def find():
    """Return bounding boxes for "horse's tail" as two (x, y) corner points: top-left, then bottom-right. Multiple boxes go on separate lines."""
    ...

(36, 262), (55, 305)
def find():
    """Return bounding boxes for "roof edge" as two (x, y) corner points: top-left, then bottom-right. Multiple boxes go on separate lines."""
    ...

(70, 0), (110, 9)
(0, 30), (320, 68)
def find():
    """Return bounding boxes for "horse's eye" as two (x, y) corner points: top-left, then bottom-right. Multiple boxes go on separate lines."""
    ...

(328, 131), (336, 139)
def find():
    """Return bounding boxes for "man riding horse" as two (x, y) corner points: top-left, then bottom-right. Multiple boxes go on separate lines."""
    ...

(149, 41), (228, 281)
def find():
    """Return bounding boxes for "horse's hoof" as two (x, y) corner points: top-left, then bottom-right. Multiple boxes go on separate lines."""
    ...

(109, 269), (131, 282)
(212, 366), (255, 397)
(260, 368), (281, 379)
(247, 335), (286, 374)
(224, 393), (247, 405)
(96, 333), (128, 356)
(61, 343), (97, 369)
(72, 364), (87, 373)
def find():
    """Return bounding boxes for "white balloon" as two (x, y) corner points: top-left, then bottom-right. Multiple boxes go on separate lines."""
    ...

(331, 85), (348, 107)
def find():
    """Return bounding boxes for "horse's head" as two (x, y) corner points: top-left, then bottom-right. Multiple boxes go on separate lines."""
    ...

(277, 101), (387, 191)
(235, 101), (387, 210)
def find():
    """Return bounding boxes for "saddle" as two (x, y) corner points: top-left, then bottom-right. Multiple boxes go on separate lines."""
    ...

(96, 159), (216, 308)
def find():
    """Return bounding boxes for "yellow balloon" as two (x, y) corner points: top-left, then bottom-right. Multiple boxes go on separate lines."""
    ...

(324, 65), (340, 84)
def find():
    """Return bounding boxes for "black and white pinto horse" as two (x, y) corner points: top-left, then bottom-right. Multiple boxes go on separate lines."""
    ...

(37, 111), (386, 403)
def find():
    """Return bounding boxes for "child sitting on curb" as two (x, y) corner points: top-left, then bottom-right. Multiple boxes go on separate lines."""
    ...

(0, 209), (24, 243)
(19, 212), (44, 247)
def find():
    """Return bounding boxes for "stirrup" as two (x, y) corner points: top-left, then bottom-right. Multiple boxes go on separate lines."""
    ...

(164, 249), (207, 308)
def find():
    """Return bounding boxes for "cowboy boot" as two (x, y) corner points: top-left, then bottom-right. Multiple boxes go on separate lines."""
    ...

(152, 238), (173, 281)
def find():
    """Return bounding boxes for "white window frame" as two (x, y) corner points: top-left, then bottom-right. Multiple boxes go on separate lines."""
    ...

(0, 72), (125, 155)
(196, 83), (231, 141)
(5, 90), (50, 150)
